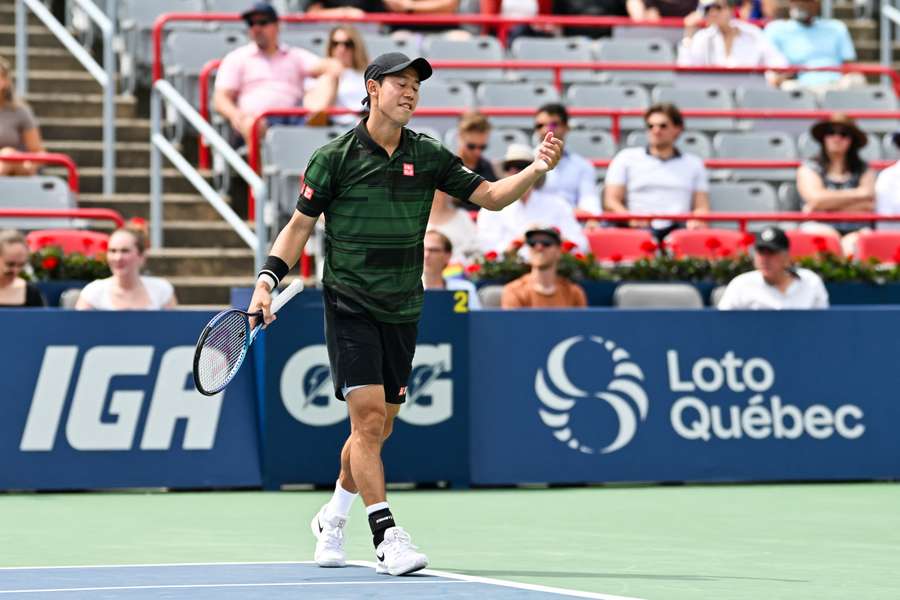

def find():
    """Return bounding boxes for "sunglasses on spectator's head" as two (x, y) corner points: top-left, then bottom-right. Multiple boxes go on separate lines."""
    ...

(248, 18), (274, 27)
(526, 237), (559, 248)
(825, 127), (852, 138)
(466, 143), (488, 151)
(331, 39), (354, 48)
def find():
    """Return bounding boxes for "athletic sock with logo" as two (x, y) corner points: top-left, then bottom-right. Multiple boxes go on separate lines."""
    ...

(366, 502), (395, 549)
(326, 480), (358, 518)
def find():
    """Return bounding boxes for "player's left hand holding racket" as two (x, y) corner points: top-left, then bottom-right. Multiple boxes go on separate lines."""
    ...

(192, 279), (304, 396)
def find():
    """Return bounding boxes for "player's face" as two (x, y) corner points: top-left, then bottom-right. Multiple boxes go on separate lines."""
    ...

(754, 247), (790, 280)
(374, 69), (420, 126)
(106, 231), (145, 278)
(423, 234), (450, 274)
(645, 113), (681, 149)
(0, 242), (27, 283)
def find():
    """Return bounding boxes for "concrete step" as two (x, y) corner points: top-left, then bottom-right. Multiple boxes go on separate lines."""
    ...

(78, 193), (227, 221)
(161, 220), (251, 248)
(2, 46), (84, 71)
(44, 140), (151, 169)
(24, 93), (136, 119)
(146, 248), (255, 277)
(846, 20), (877, 42)
(167, 275), (256, 305)
(25, 70), (103, 95)
(40, 118), (150, 143)
(0, 25), (65, 49)
(855, 41), (900, 62)
(45, 166), (207, 195)
(0, 5), (47, 28)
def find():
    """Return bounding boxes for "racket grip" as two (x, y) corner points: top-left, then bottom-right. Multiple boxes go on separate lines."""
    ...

(270, 279), (304, 314)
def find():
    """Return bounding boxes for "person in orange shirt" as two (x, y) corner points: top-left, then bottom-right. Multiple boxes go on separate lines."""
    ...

(501, 226), (588, 309)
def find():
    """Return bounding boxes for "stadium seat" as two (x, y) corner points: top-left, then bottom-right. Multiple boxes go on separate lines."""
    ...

(797, 131), (882, 163)
(855, 231), (900, 263)
(478, 284), (504, 308)
(594, 38), (675, 87)
(443, 127), (530, 162)
(710, 284), (726, 307)
(712, 131), (797, 181)
(58, 288), (83, 309)
(784, 230), (843, 258)
(409, 80), (476, 136)
(586, 228), (657, 263)
(664, 228), (751, 259)
(422, 36), (506, 83)
(509, 37), (595, 83)
(564, 129), (617, 159)
(611, 25), (684, 46)
(475, 82), (560, 130)
(26, 230), (110, 257)
(565, 84), (648, 131)
(263, 126), (345, 216)
(613, 283), (704, 308)
(882, 133), (900, 161)
(0, 176), (78, 230)
(279, 30), (328, 56)
(652, 85), (736, 131)
(362, 33), (419, 59)
(624, 130), (712, 159)
(777, 182), (803, 212)
(708, 181), (778, 231)
(734, 87), (818, 134)
(821, 87), (899, 133)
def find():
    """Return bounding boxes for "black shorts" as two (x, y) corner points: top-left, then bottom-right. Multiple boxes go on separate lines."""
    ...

(323, 286), (418, 404)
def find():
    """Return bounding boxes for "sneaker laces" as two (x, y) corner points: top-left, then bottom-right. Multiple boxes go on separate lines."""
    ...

(320, 516), (346, 550)
(384, 527), (417, 551)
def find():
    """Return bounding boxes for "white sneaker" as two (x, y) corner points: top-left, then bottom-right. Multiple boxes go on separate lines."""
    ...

(310, 504), (347, 567)
(374, 526), (429, 576)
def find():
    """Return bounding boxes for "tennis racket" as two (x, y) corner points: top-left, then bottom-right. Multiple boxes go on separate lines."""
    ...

(192, 279), (304, 396)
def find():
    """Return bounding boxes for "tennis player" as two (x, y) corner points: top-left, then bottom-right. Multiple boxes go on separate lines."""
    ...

(248, 52), (563, 576)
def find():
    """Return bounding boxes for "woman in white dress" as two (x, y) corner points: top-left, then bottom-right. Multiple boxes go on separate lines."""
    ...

(75, 226), (177, 310)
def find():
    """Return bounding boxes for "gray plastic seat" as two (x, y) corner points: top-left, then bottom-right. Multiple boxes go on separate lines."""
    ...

(409, 80), (476, 136)
(797, 131), (882, 163)
(165, 29), (245, 107)
(652, 85), (735, 131)
(205, 0), (291, 10)
(708, 181), (778, 231)
(713, 131), (798, 181)
(362, 33), (419, 59)
(280, 30), (328, 56)
(624, 130), (712, 159)
(821, 87), (899, 133)
(263, 126), (345, 216)
(735, 87), (818, 134)
(565, 84), (648, 131)
(59, 288), (83, 309)
(564, 129), (617, 160)
(710, 285), (727, 308)
(476, 82), (560, 130)
(443, 127), (530, 162)
(478, 284), (504, 308)
(0, 176), (78, 230)
(594, 38), (675, 86)
(509, 36), (595, 83)
(611, 25), (684, 46)
(613, 283), (704, 308)
(422, 36), (505, 83)
(777, 182), (803, 212)
(884, 133), (900, 161)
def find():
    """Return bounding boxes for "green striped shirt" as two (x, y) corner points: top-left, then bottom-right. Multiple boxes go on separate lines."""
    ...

(297, 119), (485, 323)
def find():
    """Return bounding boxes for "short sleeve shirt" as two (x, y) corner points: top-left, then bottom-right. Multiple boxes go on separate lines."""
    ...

(298, 120), (485, 323)
(501, 274), (588, 308)
(717, 268), (829, 310)
(0, 104), (37, 150)
(764, 18), (856, 85)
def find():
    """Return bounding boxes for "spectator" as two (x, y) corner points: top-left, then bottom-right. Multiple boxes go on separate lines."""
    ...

(678, 0), (787, 86)
(764, 0), (861, 92)
(422, 230), (481, 309)
(428, 190), (480, 263)
(797, 113), (875, 253)
(305, 0), (384, 17)
(551, 0), (647, 37)
(718, 226), (829, 309)
(644, 0), (699, 19)
(0, 56), (45, 176)
(477, 144), (588, 254)
(304, 25), (369, 126)
(875, 129), (900, 230)
(533, 103), (601, 216)
(501, 226), (587, 309)
(75, 227), (177, 310)
(0, 230), (45, 307)
(453, 111), (498, 211)
(213, 2), (343, 143)
(604, 103), (710, 240)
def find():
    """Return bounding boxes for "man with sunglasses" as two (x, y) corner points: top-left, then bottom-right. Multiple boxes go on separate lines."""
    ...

(453, 112), (498, 211)
(214, 2), (343, 142)
(500, 226), (588, 309)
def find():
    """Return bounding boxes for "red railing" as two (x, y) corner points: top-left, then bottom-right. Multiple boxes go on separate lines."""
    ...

(0, 152), (80, 193)
(0, 208), (125, 228)
(574, 213), (899, 233)
(590, 159), (897, 170)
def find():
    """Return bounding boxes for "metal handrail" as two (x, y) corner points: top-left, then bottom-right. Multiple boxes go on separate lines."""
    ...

(0, 208), (124, 227)
(16, 0), (116, 195)
(589, 159), (897, 170)
(0, 152), (80, 192)
(150, 79), (268, 271)
(882, 3), (900, 88)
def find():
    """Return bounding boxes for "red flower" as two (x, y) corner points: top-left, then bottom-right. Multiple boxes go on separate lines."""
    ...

(466, 263), (481, 274)
(640, 240), (657, 253)
(740, 233), (755, 247)
(510, 238), (524, 250)
(41, 256), (59, 270)
(484, 251), (498, 262)
(893, 248), (900, 264)
(718, 248), (732, 258)
(846, 253), (854, 261)
(610, 252), (623, 263)
(573, 251), (586, 261)
(812, 236), (828, 252)
(561, 240), (577, 253)
(705, 237), (722, 250)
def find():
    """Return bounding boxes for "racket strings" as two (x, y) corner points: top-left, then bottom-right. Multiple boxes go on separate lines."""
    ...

(197, 311), (251, 392)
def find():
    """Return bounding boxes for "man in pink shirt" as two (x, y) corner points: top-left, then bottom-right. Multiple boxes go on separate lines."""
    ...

(214, 2), (343, 142)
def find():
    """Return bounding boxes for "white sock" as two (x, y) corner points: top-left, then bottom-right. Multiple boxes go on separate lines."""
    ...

(325, 481), (358, 518)
(366, 501), (390, 516)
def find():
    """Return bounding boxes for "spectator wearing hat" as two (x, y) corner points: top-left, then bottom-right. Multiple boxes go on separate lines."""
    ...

(797, 113), (875, 252)
(679, 0), (787, 86)
(477, 144), (588, 254)
(604, 103), (710, 241)
(718, 226), (829, 310)
(422, 230), (481, 309)
(214, 2), (344, 142)
(453, 112), (498, 211)
(501, 226), (588, 309)
(875, 130), (900, 231)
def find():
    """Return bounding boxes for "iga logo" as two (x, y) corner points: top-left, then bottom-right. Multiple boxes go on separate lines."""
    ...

(537, 336), (648, 454)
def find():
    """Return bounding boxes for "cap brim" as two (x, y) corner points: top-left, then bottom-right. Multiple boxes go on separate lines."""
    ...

(380, 57), (433, 82)
(525, 229), (561, 242)
(754, 242), (787, 252)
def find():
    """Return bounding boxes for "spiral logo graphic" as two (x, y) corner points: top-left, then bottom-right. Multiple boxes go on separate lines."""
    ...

(536, 336), (648, 454)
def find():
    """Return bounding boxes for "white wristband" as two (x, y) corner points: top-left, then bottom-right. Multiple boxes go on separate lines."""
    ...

(257, 272), (277, 292)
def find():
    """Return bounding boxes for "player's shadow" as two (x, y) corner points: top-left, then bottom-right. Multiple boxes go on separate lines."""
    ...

(451, 569), (806, 584)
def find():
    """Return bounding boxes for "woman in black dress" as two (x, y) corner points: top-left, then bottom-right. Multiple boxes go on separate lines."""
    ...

(0, 229), (45, 307)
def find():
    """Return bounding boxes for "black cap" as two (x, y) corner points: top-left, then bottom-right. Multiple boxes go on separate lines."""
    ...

(361, 53), (433, 106)
(755, 226), (790, 252)
(241, 2), (278, 22)
(525, 226), (562, 245)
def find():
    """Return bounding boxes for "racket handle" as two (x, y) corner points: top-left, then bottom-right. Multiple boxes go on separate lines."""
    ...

(271, 279), (304, 314)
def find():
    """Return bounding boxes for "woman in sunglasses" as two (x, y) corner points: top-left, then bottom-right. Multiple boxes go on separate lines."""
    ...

(797, 113), (876, 252)
(305, 25), (369, 126)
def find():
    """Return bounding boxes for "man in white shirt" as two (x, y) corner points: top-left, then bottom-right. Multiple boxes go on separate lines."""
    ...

(718, 226), (829, 310)
(875, 129), (900, 230)
(604, 102), (710, 241)
(477, 144), (588, 254)
(422, 230), (481, 310)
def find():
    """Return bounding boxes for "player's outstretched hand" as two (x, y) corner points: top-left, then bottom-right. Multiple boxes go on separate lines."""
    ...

(533, 131), (564, 174)
(248, 280), (275, 329)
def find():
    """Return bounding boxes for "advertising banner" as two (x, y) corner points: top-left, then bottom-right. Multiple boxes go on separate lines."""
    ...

(0, 311), (262, 490)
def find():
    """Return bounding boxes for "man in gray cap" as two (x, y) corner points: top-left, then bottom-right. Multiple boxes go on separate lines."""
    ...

(718, 226), (829, 310)
(246, 52), (564, 575)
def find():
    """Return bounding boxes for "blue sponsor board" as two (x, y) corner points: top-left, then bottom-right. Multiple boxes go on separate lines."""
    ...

(469, 309), (900, 485)
(0, 310), (262, 490)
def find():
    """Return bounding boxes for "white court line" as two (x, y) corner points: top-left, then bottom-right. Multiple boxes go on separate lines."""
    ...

(0, 581), (473, 594)
(0, 561), (317, 571)
(349, 561), (648, 600)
